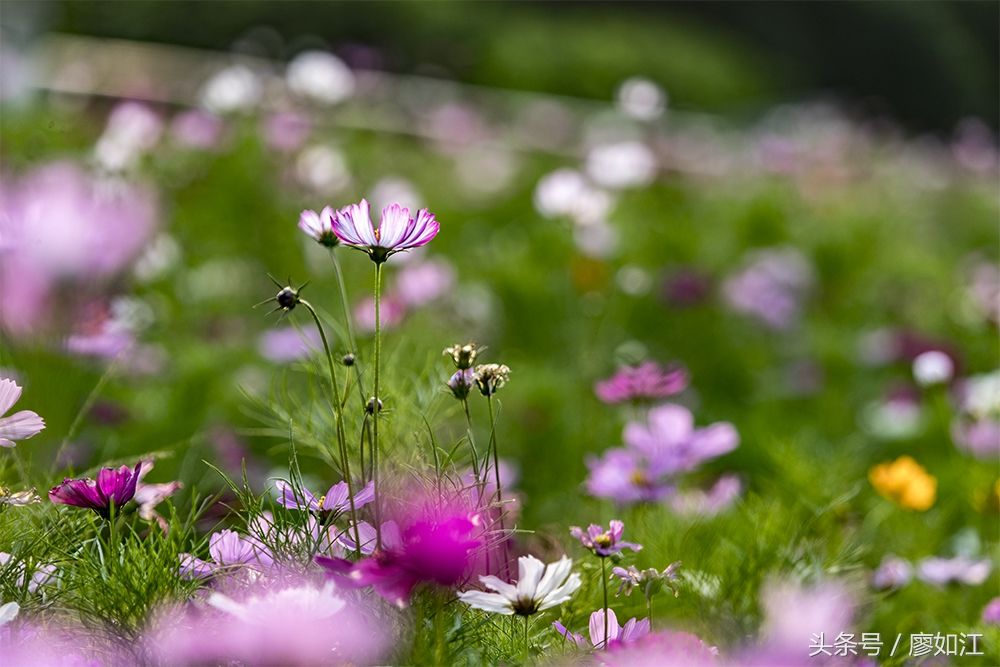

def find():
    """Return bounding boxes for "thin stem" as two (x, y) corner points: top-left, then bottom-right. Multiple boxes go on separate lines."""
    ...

(371, 261), (384, 549)
(462, 397), (482, 501)
(301, 300), (362, 557)
(601, 557), (609, 649)
(486, 395), (509, 579)
(647, 594), (653, 631)
(523, 615), (529, 663)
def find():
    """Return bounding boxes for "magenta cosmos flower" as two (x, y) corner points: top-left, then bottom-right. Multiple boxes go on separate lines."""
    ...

(570, 520), (642, 557)
(331, 199), (439, 263)
(0, 378), (45, 448)
(317, 511), (480, 608)
(48, 462), (143, 518)
(594, 361), (688, 404)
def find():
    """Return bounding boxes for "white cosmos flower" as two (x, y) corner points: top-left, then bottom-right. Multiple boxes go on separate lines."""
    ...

(458, 555), (581, 616)
(0, 601), (19, 626)
(0, 379), (45, 448)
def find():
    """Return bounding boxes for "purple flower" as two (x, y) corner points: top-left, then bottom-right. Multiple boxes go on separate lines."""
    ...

(916, 556), (992, 586)
(594, 630), (718, 666)
(297, 207), (339, 247)
(48, 462), (143, 518)
(262, 111), (311, 152)
(354, 294), (406, 333)
(594, 361), (688, 404)
(570, 520), (642, 557)
(553, 608), (650, 650)
(0, 378), (45, 448)
(395, 258), (455, 307)
(332, 199), (439, 263)
(668, 475), (742, 517)
(722, 247), (813, 330)
(178, 529), (273, 579)
(951, 418), (1000, 460)
(133, 458), (182, 530)
(170, 110), (225, 149)
(585, 448), (673, 504)
(871, 554), (913, 591)
(661, 268), (712, 307)
(758, 578), (855, 660)
(275, 479), (375, 516)
(983, 597), (1000, 625)
(257, 326), (322, 363)
(447, 368), (475, 400)
(623, 404), (739, 475)
(318, 510), (480, 608)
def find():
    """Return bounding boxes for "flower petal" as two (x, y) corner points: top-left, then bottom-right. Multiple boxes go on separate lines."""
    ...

(458, 590), (515, 615)
(0, 379), (22, 416)
(0, 411), (44, 441)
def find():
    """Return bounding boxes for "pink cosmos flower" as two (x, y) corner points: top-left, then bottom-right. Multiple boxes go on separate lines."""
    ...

(570, 520), (642, 557)
(170, 109), (225, 149)
(553, 608), (650, 650)
(133, 458), (182, 530)
(593, 629), (718, 666)
(916, 556), (992, 586)
(178, 529), (274, 579)
(668, 475), (742, 517)
(275, 479), (375, 516)
(317, 508), (480, 608)
(257, 326), (322, 363)
(0, 378), (44, 448)
(722, 248), (813, 330)
(395, 258), (456, 307)
(585, 448), (674, 504)
(262, 111), (311, 152)
(594, 361), (688, 404)
(354, 293), (406, 333)
(332, 199), (439, 263)
(297, 207), (338, 247)
(48, 462), (143, 518)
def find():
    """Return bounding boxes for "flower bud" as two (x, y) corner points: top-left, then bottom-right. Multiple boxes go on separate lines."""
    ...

(444, 343), (480, 370)
(366, 397), (383, 415)
(447, 368), (475, 400)
(473, 363), (510, 397)
(342, 353), (355, 367)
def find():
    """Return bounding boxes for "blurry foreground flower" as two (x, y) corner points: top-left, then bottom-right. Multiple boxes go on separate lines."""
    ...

(0, 601), (17, 626)
(133, 459), (182, 529)
(554, 608), (650, 649)
(458, 554), (581, 616)
(868, 455), (936, 511)
(48, 462), (143, 517)
(332, 199), (439, 263)
(0, 378), (45, 447)
(319, 509), (480, 608)
(916, 555), (991, 586)
(593, 629), (718, 666)
(594, 361), (688, 404)
(912, 350), (955, 386)
(570, 520), (642, 557)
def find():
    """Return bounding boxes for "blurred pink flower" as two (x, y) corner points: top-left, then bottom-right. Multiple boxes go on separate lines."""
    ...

(668, 475), (742, 517)
(595, 361), (688, 404)
(395, 258), (455, 307)
(722, 248), (813, 330)
(257, 326), (322, 363)
(354, 294), (406, 333)
(170, 110), (225, 149)
(593, 629), (718, 666)
(262, 111), (311, 152)
(916, 556), (991, 586)
(983, 597), (1000, 625)
(871, 554), (912, 591)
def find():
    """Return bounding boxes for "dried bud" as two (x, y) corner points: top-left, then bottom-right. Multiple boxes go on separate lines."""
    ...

(447, 368), (475, 400)
(366, 397), (383, 415)
(444, 343), (480, 370)
(342, 353), (355, 367)
(473, 363), (510, 397)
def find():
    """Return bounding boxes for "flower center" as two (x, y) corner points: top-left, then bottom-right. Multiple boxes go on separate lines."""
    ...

(512, 597), (538, 616)
(594, 534), (613, 548)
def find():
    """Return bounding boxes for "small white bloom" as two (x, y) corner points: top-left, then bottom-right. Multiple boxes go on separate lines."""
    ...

(585, 141), (657, 189)
(458, 555), (581, 616)
(295, 144), (351, 193)
(912, 350), (954, 386)
(200, 65), (261, 114)
(616, 77), (667, 122)
(286, 51), (354, 105)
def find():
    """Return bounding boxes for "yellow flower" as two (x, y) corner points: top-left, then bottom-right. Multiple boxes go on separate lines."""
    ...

(868, 455), (937, 511)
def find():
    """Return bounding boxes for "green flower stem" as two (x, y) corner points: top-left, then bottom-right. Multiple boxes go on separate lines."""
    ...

(300, 299), (363, 557)
(462, 397), (483, 499)
(372, 261), (384, 549)
(486, 394), (510, 578)
(523, 615), (530, 663)
(601, 557), (609, 649)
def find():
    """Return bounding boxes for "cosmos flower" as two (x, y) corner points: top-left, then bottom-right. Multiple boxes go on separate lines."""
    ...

(169, 110), (225, 149)
(911, 350), (955, 386)
(868, 456), (936, 511)
(354, 294), (407, 333)
(668, 475), (742, 517)
(395, 259), (456, 307)
(297, 207), (338, 247)
(275, 479), (375, 516)
(48, 462), (143, 518)
(262, 112), (311, 152)
(458, 555), (581, 616)
(318, 510), (480, 608)
(133, 458), (182, 530)
(332, 199), (439, 263)
(570, 520), (642, 557)
(594, 630), (718, 666)
(624, 404), (739, 475)
(0, 552), (56, 593)
(594, 361), (688, 404)
(722, 247), (813, 330)
(585, 448), (673, 504)
(871, 554), (913, 591)
(0, 378), (45, 447)
(178, 529), (273, 579)
(611, 562), (681, 598)
(257, 326), (322, 363)
(0, 601), (17, 627)
(286, 50), (355, 105)
(916, 556), (991, 586)
(554, 608), (650, 650)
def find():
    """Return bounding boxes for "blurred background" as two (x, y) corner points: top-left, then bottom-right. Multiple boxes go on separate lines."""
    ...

(3, 0), (998, 131)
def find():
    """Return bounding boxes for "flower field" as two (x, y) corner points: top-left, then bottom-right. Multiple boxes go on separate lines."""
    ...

(0, 18), (998, 667)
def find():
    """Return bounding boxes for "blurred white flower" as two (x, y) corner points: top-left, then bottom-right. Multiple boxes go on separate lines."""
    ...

(295, 145), (350, 193)
(199, 65), (261, 114)
(134, 233), (182, 282)
(616, 77), (667, 121)
(586, 140), (657, 189)
(616, 265), (652, 296)
(93, 102), (163, 172)
(533, 169), (613, 226)
(286, 51), (354, 105)
(912, 350), (954, 386)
